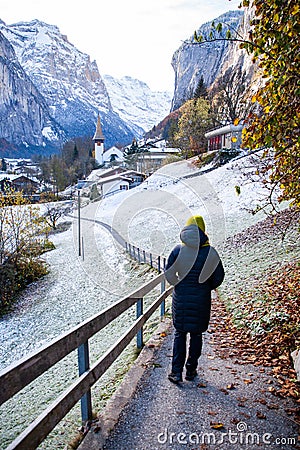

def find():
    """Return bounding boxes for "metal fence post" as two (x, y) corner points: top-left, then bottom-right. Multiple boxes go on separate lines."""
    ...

(136, 298), (143, 349)
(78, 190), (81, 257)
(160, 257), (166, 317)
(138, 248), (141, 263)
(157, 255), (161, 272)
(143, 250), (146, 263)
(81, 236), (84, 261)
(78, 342), (92, 422)
(150, 253), (153, 268)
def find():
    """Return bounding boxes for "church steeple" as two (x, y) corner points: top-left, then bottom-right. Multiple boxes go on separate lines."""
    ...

(93, 113), (105, 165)
(93, 113), (105, 142)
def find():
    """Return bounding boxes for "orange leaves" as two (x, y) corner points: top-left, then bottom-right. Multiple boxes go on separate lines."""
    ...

(210, 258), (300, 403)
(241, 0), (299, 206)
(210, 421), (225, 430)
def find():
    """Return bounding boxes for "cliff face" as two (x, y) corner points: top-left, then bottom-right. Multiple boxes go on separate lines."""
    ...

(171, 10), (244, 111)
(0, 29), (65, 156)
(213, 6), (258, 93)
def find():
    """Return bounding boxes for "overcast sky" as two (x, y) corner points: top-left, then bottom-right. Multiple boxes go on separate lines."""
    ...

(1, 0), (242, 92)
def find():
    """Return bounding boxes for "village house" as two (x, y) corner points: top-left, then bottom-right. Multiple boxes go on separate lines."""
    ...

(204, 123), (243, 152)
(0, 174), (40, 194)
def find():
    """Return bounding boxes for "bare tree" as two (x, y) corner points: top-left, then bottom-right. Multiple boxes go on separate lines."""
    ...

(210, 66), (251, 125)
(43, 202), (72, 230)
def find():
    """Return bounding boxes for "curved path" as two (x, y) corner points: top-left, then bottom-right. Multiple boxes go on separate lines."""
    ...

(79, 311), (299, 450)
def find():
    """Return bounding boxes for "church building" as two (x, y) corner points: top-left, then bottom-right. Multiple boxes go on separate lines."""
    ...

(93, 114), (124, 166)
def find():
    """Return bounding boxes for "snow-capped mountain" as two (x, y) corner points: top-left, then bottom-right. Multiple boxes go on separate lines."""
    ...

(0, 19), (135, 151)
(103, 75), (172, 135)
(0, 19), (174, 156)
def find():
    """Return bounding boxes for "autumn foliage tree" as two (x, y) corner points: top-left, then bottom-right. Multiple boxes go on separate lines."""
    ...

(0, 189), (51, 310)
(173, 98), (212, 157)
(240, 0), (300, 209)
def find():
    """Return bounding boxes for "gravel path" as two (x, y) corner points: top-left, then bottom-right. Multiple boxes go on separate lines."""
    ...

(79, 304), (300, 450)
(81, 319), (299, 450)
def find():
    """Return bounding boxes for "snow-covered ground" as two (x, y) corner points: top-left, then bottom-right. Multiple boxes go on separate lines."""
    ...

(94, 154), (271, 258)
(0, 154), (286, 449)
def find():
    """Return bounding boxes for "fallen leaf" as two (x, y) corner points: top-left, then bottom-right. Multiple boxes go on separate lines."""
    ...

(210, 422), (225, 430)
(226, 383), (236, 390)
(208, 411), (217, 416)
(243, 379), (253, 384)
(219, 388), (229, 395)
(267, 403), (279, 410)
(256, 411), (267, 420)
(231, 417), (240, 424)
(197, 382), (207, 388)
(257, 398), (267, 405)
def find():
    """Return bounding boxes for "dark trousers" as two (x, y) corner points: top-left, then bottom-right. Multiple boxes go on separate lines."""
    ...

(172, 330), (203, 374)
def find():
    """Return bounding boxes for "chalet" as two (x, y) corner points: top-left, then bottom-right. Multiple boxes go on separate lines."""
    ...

(204, 123), (243, 152)
(121, 170), (146, 188)
(84, 167), (146, 198)
(97, 174), (132, 197)
(0, 174), (40, 194)
(87, 166), (126, 182)
(134, 140), (180, 173)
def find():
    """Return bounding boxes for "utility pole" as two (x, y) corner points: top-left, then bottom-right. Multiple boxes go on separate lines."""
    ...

(78, 189), (81, 257)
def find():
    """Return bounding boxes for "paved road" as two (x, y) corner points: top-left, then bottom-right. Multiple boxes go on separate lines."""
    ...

(80, 322), (299, 450)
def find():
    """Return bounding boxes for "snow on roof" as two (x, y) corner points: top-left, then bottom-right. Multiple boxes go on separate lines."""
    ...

(87, 166), (125, 181)
(0, 174), (39, 183)
(205, 123), (243, 139)
(97, 174), (132, 184)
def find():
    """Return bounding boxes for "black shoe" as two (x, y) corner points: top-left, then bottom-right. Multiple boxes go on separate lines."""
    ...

(185, 370), (197, 381)
(168, 372), (183, 384)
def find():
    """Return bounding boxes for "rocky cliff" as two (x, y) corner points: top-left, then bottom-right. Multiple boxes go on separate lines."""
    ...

(0, 27), (65, 157)
(171, 10), (244, 111)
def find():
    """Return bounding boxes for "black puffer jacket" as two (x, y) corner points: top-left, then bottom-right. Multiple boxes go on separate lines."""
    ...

(165, 224), (224, 333)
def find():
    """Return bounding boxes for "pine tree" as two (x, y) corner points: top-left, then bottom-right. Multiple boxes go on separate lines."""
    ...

(1, 158), (7, 172)
(193, 75), (208, 99)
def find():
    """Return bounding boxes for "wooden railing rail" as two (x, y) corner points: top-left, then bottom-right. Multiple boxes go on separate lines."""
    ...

(0, 272), (173, 450)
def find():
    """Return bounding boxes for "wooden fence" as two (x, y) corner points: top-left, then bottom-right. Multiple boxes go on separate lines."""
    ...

(0, 272), (173, 450)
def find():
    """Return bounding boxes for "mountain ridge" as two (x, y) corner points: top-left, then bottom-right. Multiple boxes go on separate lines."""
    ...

(0, 19), (171, 156)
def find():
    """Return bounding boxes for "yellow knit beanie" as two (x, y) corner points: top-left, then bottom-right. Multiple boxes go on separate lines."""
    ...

(185, 215), (206, 233)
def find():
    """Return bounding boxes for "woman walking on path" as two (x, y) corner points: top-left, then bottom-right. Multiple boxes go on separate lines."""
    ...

(165, 215), (224, 384)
